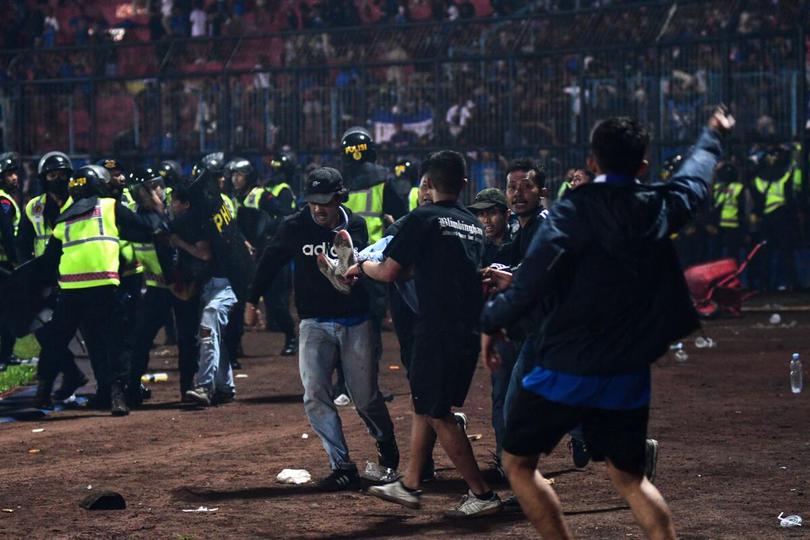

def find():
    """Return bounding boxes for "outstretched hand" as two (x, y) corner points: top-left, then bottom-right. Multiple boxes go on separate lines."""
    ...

(708, 105), (735, 137)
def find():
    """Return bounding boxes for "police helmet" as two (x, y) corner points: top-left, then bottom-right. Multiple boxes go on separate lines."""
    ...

(157, 160), (183, 187)
(69, 164), (112, 200)
(340, 127), (376, 164)
(393, 159), (418, 184)
(38, 151), (73, 180)
(660, 154), (683, 182)
(0, 152), (19, 176)
(226, 157), (256, 185)
(97, 158), (125, 176)
(127, 166), (165, 192)
(269, 153), (296, 183)
(192, 152), (226, 179)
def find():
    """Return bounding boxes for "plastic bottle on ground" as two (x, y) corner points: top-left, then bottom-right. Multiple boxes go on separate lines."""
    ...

(790, 353), (802, 394)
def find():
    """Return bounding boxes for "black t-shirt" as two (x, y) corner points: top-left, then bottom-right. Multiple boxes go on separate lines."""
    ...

(384, 200), (484, 334)
(171, 212), (224, 282)
(249, 205), (370, 319)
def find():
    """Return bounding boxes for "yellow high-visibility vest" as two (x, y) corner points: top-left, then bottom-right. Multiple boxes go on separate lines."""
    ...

(715, 183), (744, 229)
(346, 183), (385, 243)
(120, 187), (137, 211)
(52, 198), (120, 289)
(133, 241), (165, 288)
(25, 194), (72, 257)
(269, 182), (296, 209)
(408, 186), (419, 211)
(243, 187), (266, 210)
(0, 188), (20, 263)
(754, 168), (799, 215)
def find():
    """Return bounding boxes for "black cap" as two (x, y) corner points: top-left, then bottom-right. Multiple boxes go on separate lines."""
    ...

(469, 187), (508, 211)
(303, 167), (347, 204)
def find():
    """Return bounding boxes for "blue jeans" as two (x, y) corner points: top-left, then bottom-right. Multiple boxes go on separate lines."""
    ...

(194, 278), (237, 394)
(490, 339), (518, 458)
(299, 318), (395, 471)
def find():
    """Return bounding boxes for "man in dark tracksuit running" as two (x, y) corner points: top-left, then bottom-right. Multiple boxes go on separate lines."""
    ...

(480, 107), (734, 539)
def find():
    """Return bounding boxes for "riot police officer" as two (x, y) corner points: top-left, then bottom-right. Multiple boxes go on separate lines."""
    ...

(0, 152), (21, 368)
(31, 164), (166, 415)
(393, 158), (420, 212)
(341, 127), (407, 365)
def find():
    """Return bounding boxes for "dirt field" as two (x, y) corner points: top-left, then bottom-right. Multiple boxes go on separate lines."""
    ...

(0, 307), (808, 539)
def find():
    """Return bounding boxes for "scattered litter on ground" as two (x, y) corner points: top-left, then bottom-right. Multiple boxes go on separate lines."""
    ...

(1, 509), (13, 513)
(388, 365), (400, 371)
(467, 433), (482, 441)
(695, 337), (716, 348)
(777, 512), (802, 527)
(362, 462), (398, 483)
(86, 485), (92, 490)
(277, 469), (312, 485)
(141, 373), (168, 383)
(235, 374), (249, 379)
(27, 449), (40, 454)
(182, 506), (218, 513)
(31, 428), (44, 433)
(301, 433), (309, 439)
(770, 313), (782, 325)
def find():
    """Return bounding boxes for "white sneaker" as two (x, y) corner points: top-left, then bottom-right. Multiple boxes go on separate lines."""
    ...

(333, 393), (351, 407)
(317, 253), (351, 294)
(333, 229), (357, 276)
(367, 480), (421, 509)
(454, 412), (468, 432)
(443, 490), (502, 519)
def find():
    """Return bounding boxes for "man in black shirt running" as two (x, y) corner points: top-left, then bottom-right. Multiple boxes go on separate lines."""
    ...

(347, 151), (502, 518)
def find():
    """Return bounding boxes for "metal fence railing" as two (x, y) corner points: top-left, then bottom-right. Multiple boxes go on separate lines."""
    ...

(0, 0), (807, 202)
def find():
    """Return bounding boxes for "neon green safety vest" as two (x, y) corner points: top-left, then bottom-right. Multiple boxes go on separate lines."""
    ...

(121, 187), (137, 210)
(346, 182), (385, 243)
(119, 239), (143, 278)
(52, 198), (120, 289)
(133, 241), (165, 288)
(715, 183), (744, 229)
(408, 187), (419, 211)
(270, 182), (296, 208)
(243, 186), (266, 210)
(754, 168), (800, 215)
(244, 184), (297, 211)
(25, 194), (72, 258)
(0, 188), (20, 263)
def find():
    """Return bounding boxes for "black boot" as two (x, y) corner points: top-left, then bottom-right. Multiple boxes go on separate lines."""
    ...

(35, 382), (54, 409)
(281, 335), (298, 356)
(110, 384), (129, 416)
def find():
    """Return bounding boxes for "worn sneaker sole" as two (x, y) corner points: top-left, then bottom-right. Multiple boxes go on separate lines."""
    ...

(367, 486), (421, 510)
(333, 229), (356, 276)
(645, 438), (659, 483)
(316, 254), (351, 294)
(185, 390), (211, 406)
(444, 502), (503, 519)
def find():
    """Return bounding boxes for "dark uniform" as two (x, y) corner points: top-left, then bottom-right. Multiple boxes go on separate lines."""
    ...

(0, 153), (21, 366)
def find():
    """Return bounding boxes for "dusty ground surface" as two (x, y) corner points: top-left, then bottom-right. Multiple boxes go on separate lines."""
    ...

(0, 304), (808, 539)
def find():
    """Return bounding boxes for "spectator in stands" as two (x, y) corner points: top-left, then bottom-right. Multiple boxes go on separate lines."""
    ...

(43, 7), (59, 48)
(190, 0), (207, 37)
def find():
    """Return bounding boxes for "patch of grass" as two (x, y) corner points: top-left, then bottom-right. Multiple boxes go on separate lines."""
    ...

(0, 364), (36, 394)
(13, 334), (41, 360)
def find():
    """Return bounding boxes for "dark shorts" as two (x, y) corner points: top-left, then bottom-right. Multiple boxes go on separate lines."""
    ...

(409, 331), (479, 418)
(503, 386), (649, 474)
